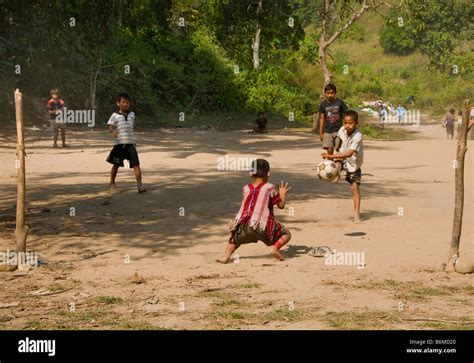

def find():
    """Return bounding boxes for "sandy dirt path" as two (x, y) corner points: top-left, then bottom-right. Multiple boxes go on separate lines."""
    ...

(0, 125), (472, 330)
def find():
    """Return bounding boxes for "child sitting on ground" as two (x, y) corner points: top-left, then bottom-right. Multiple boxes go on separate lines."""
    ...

(253, 111), (268, 133)
(217, 159), (291, 263)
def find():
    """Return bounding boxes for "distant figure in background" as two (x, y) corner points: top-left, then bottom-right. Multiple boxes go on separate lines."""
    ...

(442, 108), (456, 140)
(253, 111), (268, 133)
(47, 88), (66, 147)
(456, 110), (463, 138)
(378, 106), (388, 127)
(407, 95), (415, 106)
(396, 104), (407, 124)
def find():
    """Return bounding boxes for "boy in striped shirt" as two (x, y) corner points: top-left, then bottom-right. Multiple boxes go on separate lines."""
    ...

(106, 93), (146, 193)
(217, 159), (292, 263)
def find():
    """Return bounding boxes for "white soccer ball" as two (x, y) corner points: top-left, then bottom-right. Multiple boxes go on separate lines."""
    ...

(317, 160), (338, 181)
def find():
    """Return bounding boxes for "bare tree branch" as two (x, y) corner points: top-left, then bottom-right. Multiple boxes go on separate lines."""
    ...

(325, 0), (383, 47)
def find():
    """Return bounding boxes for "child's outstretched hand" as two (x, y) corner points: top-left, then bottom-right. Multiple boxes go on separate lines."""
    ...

(279, 181), (292, 198)
(321, 152), (334, 160)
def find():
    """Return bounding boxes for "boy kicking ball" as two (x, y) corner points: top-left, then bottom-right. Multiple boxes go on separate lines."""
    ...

(217, 159), (292, 263)
(106, 93), (146, 194)
(322, 110), (364, 223)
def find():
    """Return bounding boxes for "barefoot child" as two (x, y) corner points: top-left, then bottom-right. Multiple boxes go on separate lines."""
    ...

(106, 93), (146, 193)
(217, 159), (291, 263)
(322, 110), (364, 223)
(46, 89), (66, 148)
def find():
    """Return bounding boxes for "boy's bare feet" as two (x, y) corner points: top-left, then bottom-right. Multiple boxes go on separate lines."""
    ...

(109, 183), (117, 192)
(270, 246), (285, 261)
(53, 144), (59, 148)
(216, 257), (231, 264)
(354, 216), (362, 223)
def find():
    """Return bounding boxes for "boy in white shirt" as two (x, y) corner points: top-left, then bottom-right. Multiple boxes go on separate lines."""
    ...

(322, 110), (364, 223)
(106, 93), (146, 194)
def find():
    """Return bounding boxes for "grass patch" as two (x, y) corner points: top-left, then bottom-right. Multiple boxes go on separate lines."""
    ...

(116, 321), (163, 330)
(417, 322), (474, 330)
(351, 279), (472, 302)
(323, 310), (402, 329)
(352, 278), (403, 290)
(24, 320), (45, 329)
(394, 286), (449, 302)
(233, 282), (263, 289)
(214, 298), (249, 308)
(95, 296), (123, 305)
(47, 283), (65, 292)
(54, 309), (161, 329)
(439, 285), (474, 295)
(264, 307), (304, 322)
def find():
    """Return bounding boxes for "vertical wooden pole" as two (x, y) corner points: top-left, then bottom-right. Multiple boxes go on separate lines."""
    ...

(14, 89), (29, 255)
(447, 99), (471, 271)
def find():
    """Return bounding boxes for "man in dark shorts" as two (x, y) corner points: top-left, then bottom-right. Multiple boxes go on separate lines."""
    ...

(318, 83), (348, 154)
(106, 93), (146, 193)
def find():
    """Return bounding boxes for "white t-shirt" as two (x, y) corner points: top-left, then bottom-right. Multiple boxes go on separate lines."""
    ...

(337, 126), (364, 173)
(107, 111), (135, 145)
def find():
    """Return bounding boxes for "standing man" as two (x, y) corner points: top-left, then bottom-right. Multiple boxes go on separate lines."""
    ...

(318, 83), (348, 155)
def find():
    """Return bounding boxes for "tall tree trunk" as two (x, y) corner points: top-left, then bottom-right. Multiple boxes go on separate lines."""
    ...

(251, 0), (262, 70)
(252, 22), (261, 70)
(318, 43), (331, 96)
(14, 89), (29, 255)
(90, 53), (102, 112)
(117, 0), (122, 27)
(446, 100), (471, 271)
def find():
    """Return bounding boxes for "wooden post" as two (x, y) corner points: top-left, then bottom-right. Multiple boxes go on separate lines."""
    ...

(14, 89), (29, 256)
(447, 99), (471, 271)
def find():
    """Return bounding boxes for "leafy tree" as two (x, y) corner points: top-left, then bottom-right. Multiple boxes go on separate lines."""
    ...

(379, 0), (473, 75)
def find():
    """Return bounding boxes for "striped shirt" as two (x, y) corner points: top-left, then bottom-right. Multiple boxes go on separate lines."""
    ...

(107, 111), (135, 144)
(230, 182), (282, 241)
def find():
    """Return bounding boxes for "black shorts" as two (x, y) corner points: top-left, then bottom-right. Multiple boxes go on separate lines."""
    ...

(106, 144), (140, 168)
(345, 168), (362, 185)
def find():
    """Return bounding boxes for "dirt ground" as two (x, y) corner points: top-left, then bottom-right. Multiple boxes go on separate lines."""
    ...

(0, 124), (472, 330)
